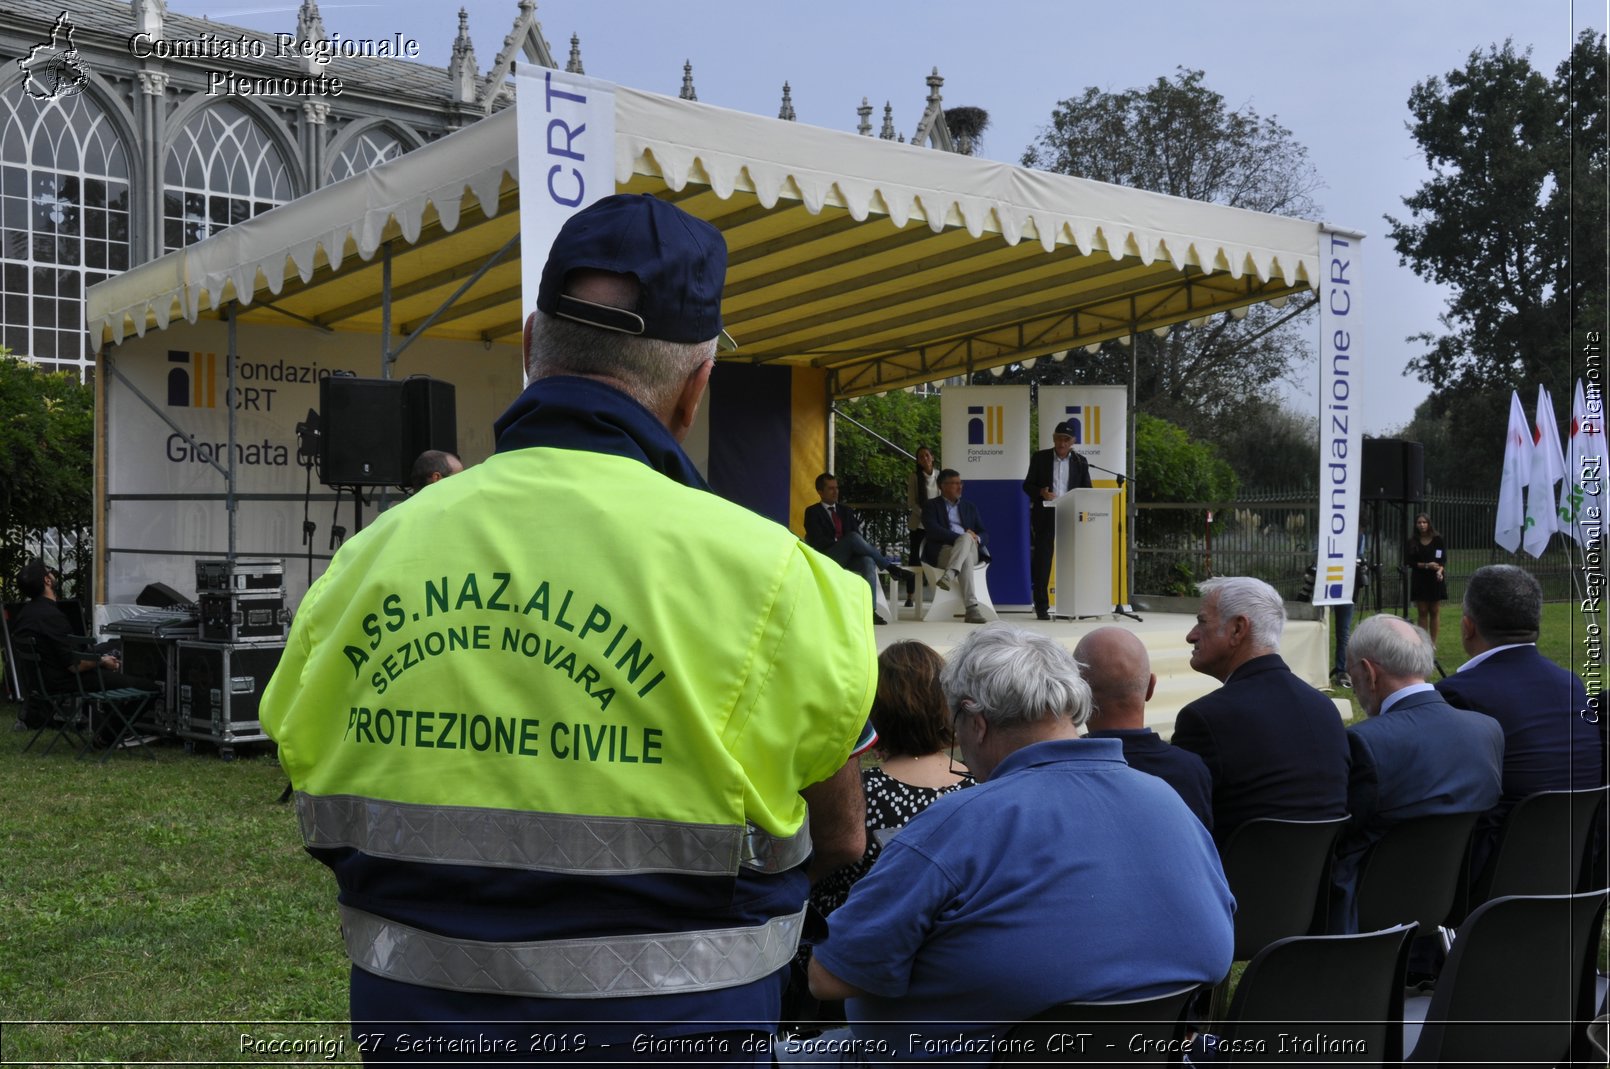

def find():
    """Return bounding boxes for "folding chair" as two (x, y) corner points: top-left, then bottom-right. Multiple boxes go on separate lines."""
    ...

(993, 984), (1200, 1067)
(13, 634), (88, 756)
(63, 636), (156, 763)
(1404, 890), (1608, 1065)
(1210, 923), (1416, 1067)
(1352, 810), (1480, 939)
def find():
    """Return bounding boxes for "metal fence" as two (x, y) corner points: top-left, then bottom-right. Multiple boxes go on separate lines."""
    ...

(1135, 491), (1585, 604)
(851, 491), (1588, 605)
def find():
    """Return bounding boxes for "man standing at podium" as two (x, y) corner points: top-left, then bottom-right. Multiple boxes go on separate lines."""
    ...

(1023, 421), (1091, 620)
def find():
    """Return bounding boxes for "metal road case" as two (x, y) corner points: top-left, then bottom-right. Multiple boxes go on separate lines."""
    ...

(198, 591), (289, 644)
(174, 640), (283, 756)
(195, 558), (286, 594)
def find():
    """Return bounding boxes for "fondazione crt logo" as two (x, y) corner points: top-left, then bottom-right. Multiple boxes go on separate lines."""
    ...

(18, 13), (90, 101)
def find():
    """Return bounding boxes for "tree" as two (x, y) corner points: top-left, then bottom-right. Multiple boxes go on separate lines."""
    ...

(0, 351), (94, 601)
(1133, 413), (1239, 594)
(1387, 31), (1607, 422)
(1019, 69), (1324, 439)
(831, 388), (940, 505)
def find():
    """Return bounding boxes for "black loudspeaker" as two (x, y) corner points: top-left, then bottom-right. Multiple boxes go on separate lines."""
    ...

(1361, 438), (1425, 501)
(403, 376), (457, 462)
(319, 377), (407, 485)
(137, 581), (194, 609)
(318, 377), (458, 486)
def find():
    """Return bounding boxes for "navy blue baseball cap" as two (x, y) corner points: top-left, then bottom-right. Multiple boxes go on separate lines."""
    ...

(536, 193), (735, 350)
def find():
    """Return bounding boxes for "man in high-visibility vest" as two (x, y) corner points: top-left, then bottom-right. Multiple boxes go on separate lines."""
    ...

(262, 193), (877, 1063)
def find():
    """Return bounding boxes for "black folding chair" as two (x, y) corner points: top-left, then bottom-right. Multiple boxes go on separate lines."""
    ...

(1221, 816), (1352, 960)
(1405, 890), (1608, 1066)
(13, 634), (87, 755)
(63, 636), (156, 763)
(1211, 923), (1416, 1067)
(1448, 787), (1609, 928)
(1353, 810), (1480, 938)
(993, 984), (1201, 1067)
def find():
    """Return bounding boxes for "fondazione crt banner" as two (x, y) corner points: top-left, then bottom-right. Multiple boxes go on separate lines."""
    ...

(1313, 227), (1363, 606)
(516, 66), (617, 353)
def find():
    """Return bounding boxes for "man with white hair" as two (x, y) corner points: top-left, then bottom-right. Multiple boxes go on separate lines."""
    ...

(1329, 614), (1503, 930)
(1172, 576), (1350, 845)
(809, 623), (1234, 1060)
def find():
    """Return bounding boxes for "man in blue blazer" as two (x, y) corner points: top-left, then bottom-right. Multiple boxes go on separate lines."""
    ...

(1331, 615), (1504, 931)
(919, 469), (991, 624)
(1436, 564), (1602, 796)
(1435, 565), (1602, 868)
(1170, 576), (1350, 847)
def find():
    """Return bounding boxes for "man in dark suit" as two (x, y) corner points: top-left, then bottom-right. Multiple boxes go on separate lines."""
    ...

(1076, 625), (1214, 829)
(1331, 614), (1504, 930)
(1022, 420), (1092, 619)
(1170, 576), (1350, 846)
(1435, 564), (1602, 863)
(919, 469), (992, 624)
(803, 473), (912, 617)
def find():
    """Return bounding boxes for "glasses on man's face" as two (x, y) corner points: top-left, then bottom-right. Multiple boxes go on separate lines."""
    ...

(947, 703), (972, 777)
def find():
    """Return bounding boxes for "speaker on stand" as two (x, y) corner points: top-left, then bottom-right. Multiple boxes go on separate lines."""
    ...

(1361, 438), (1427, 625)
(316, 376), (459, 538)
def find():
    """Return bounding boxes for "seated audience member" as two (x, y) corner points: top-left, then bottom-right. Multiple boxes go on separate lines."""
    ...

(11, 559), (156, 736)
(810, 641), (972, 919)
(1436, 564), (1603, 801)
(407, 449), (463, 493)
(1332, 615), (1503, 931)
(804, 473), (913, 615)
(1171, 576), (1350, 846)
(918, 469), (992, 625)
(1075, 626), (1214, 830)
(808, 624), (1234, 1060)
(1435, 564), (1602, 872)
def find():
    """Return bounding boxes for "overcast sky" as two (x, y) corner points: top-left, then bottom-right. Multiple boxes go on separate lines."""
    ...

(190, 0), (1604, 435)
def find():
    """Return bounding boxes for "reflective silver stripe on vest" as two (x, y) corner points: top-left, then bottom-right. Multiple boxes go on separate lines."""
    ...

(340, 904), (807, 999)
(297, 792), (812, 876)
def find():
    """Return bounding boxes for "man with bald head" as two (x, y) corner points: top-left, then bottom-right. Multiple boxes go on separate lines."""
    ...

(1076, 626), (1213, 829)
(1171, 576), (1350, 845)
(1331, 614), (1503, 930)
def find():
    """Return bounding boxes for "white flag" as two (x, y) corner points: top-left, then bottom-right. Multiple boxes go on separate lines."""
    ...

(1495, 390), (1533, 554)
(1523, 384), (1566, 557)
(1560, 378), (1608, 549)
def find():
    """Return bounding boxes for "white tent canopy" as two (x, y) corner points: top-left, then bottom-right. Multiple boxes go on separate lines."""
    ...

(88, 81), (1325, 397)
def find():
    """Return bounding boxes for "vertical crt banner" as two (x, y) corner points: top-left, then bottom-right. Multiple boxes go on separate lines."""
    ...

(941, 385), (1032, 607)
(516, 67), (617, 344)
(1314, 227), (1363, 606)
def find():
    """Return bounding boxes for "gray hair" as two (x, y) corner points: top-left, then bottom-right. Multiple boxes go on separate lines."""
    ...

(1199, 576), (1285, 651)
(526, 311), (715, 416)
(940, 622), (1092, 731)
(1346, 615), (1433, 679)
(1463, 564), (1542, 645)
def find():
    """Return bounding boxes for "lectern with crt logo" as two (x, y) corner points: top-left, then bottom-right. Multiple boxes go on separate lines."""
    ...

(1049, 487), (1119, 618)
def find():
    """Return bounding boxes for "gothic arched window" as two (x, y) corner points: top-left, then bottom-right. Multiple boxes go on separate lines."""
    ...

(0, 82), (130, 378)
(327, 126), (405, 183)
(163, 103), (292, 251)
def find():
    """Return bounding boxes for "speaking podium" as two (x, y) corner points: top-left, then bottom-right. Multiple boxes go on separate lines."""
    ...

(1048, 486), (1119, 617)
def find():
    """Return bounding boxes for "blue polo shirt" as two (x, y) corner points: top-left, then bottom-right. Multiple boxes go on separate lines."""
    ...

(814, 738), (1234, 1063)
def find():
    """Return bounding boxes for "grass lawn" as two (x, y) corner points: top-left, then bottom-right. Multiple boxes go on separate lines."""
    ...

(0, 723), (349, 1065)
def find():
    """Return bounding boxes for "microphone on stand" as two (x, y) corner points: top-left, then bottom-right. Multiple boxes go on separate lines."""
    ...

(1082, 458), (1127, 487)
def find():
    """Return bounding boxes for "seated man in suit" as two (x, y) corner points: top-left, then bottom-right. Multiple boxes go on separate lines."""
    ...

(1435, 564), (1602, 863)
(1171, 576), (1350, 846)
(1332, 614), (1504, 931)
(1075, 625), (1214, 829)
(919, 468), (991, 624)
(808, 624), (1233, 1060)
(803, 473), (912, 616)
(1022, 420), (1092, 619)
